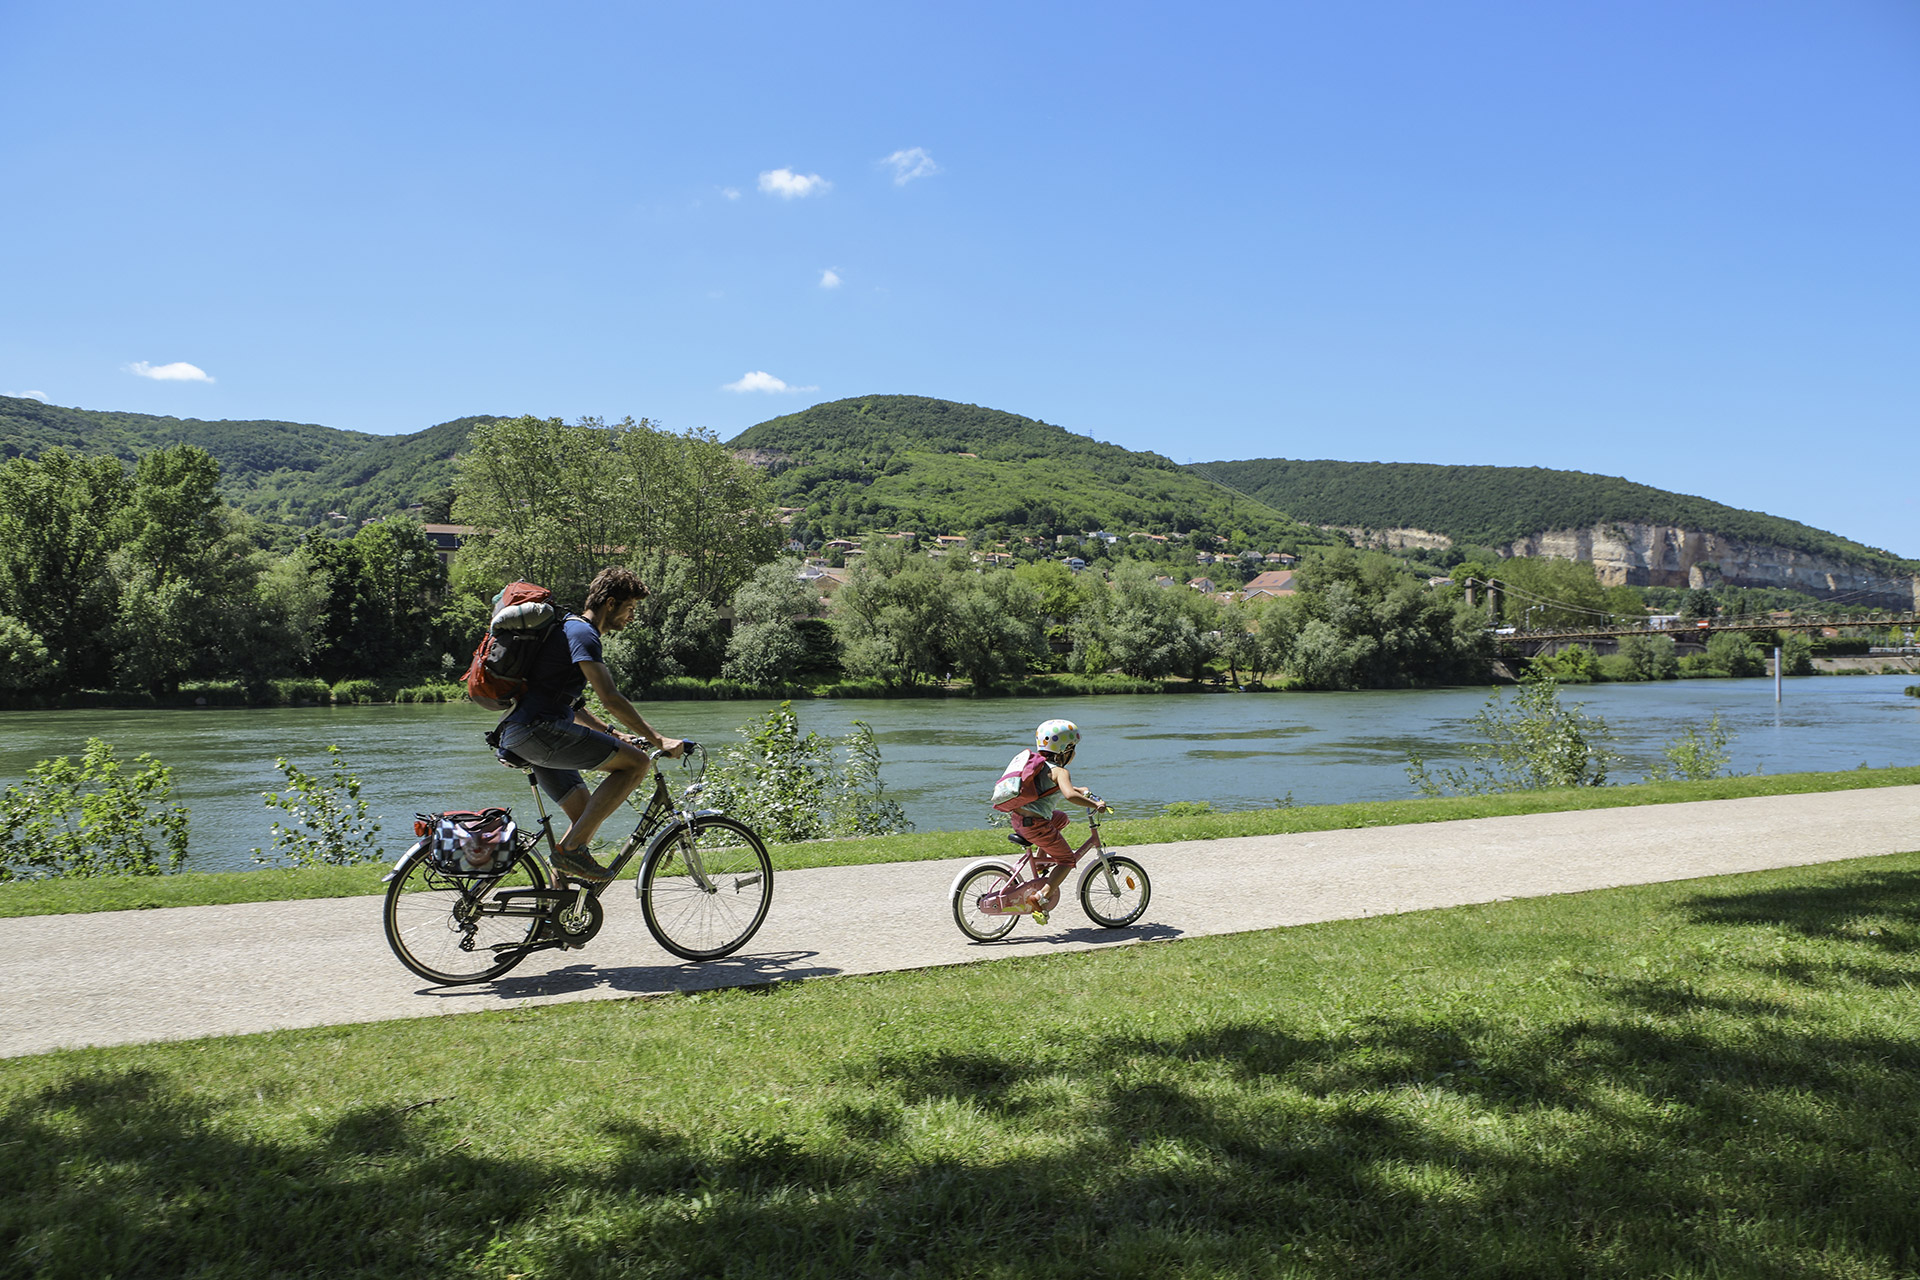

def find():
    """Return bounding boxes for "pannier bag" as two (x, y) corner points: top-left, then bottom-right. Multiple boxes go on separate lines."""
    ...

(990, 749), (1058, 816)
(463, 581), (562, 711)
(415, 808), (519, 875)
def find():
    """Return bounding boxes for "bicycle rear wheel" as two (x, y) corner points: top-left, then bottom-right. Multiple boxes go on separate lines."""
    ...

(639, 816), (773, 961)
(384, 849), (548, 984)
(1078, 855), (1150, 928)
(952, 861), (1020, 941)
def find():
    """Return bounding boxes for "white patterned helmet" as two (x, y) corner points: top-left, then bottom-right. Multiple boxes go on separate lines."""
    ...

(1035, 719), (1081, 755)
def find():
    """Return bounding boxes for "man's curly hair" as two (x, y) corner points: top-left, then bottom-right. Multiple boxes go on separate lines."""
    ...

(583, 566), (649, 614)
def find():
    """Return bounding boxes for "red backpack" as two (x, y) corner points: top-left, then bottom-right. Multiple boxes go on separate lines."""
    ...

(463, 581), (562, 711)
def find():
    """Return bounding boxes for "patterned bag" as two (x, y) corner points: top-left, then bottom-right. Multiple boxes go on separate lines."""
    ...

(415, 808), (518, 876)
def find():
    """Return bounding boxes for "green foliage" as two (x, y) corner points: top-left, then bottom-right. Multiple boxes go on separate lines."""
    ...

(268, 677), (332, 705)
(1779, 632), (1814, 676)
(722, 561), (819, 684)
(252, 745), (384, 867)
(1071, 560), (1212, 679)
(1531, 644), (1599, 683)
(1161, 800), (1214, 817)
(728, 395), (1333, 546)
(0, 739), (189, 880)
(701, 702), (912, 842)
(1285, 547), (1488, 690)
(1646, 714), (1735, 783)
(1702, 632), (1767, 678)
(0, 395), (496, 530)
(328, 678), (383, 704)
(453, 414), (777, 611)
(393, 682), (463, 703)
(1200, 455), (1920, 576)
(1598, 633), (1680, 682)
(833, 540), (1048, 689)
(0, 614), (61, 691)
(1407, 674), (1621, 795)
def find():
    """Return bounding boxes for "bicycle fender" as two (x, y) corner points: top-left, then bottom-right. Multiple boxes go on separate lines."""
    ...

(382, 837), (429, 883)
(948, 859), (1014, 899)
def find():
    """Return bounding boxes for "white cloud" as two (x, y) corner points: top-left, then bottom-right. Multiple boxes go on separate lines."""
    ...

(127, 361), (215, 383)
(723, 370), (818, 394)
(881, 147), (940, 185)
(6, 389), (49, 402)
(721, 186), (741, 200)
(758, 168), (831, 199)
(819, 268), (842, 289)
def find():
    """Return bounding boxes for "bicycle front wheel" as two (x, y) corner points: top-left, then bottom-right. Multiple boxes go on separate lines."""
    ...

(383, 849), (548, 985)
(1078, 855), (1150, 928)
(639, 816), (773, 961)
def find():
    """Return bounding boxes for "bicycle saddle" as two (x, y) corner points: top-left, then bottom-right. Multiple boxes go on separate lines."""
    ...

(1006, 832), (1034, 847)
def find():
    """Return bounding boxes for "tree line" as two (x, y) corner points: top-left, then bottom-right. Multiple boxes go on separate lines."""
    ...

(13, 411), (1846, 705)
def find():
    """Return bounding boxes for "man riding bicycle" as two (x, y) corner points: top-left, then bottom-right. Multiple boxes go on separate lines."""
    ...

(492, 566), (683, 883)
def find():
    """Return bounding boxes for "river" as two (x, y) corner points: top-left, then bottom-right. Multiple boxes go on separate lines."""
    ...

(3, 675), (1917, 873)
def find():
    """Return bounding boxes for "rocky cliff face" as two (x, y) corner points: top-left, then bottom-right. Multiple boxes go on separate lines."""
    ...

(1505, 523), (1919, 608)
(1336, 522), (1919, 609)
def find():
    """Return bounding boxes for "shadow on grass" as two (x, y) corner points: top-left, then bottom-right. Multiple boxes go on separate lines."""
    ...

(9, 871), (1920, 1277)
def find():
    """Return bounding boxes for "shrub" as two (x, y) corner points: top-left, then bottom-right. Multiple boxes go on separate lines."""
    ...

(1646, 713), (1735, 782)
(329, 679), (384, 705)
(269, 677), (333, 706)
(1531, 645), (1598, 683)
(252, 745), (384, 867)
(1406, 674), (1620, 796)
(174, 681), (250, 707)
(394, 682), (463, 703)
(0, 739), (189, 880)
(702, 702), (911, 842)
(1162, 800), (1214, 817)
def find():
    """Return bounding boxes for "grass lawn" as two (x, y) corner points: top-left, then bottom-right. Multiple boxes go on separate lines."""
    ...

(4, 850), (1920, 1277)
(5, 764), (1919, 919)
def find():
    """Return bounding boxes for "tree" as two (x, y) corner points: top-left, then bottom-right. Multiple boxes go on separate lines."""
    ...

(722, 561), (819, 685)
(1072, 560), (1209, 679)
(107, 447), (273, 694)
(453, 415), (778, 609)
(1704, 631), (1766, 677)
(0, 615), (61, 693)
(1600, 633), (1679, 682)
(1285, 547), (1486, 690)
(0, 449), (133, 687)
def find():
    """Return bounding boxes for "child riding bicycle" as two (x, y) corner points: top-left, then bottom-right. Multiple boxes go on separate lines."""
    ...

(993, 718), (1109, 919)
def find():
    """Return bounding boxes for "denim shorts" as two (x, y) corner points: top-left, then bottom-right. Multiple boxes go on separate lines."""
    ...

(498, 717), (619, 802)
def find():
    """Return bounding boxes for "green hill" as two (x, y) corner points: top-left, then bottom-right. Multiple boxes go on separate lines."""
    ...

(726, 395), (1329, 546)
(0, 395), (496, 529)
(1193, 457), (1918, 574)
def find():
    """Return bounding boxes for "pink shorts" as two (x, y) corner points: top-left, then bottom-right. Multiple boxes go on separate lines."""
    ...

(1011, 811), (1074, 865)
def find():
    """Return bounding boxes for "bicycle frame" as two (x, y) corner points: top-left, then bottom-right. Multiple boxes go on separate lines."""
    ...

(978, 807), (1125, 915)
(387, 745), (724, 960)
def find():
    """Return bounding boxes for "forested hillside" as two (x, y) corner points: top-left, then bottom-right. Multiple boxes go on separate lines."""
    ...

(1195, 457), (1917, 573)
(0, 396), (495, 529)
(727, 395), (1330, 546)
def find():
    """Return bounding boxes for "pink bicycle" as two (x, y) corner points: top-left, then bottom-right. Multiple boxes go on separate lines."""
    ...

(948, 797), (1151, 940)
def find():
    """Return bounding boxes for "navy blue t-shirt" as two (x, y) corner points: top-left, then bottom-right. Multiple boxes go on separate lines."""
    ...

(503, 614), (602, 726)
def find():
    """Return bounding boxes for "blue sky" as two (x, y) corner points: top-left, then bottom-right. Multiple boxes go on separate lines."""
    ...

(3, 1), (1915, 556)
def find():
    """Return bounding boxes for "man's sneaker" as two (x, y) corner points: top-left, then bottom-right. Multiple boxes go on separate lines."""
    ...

(552, 846), (614, 884)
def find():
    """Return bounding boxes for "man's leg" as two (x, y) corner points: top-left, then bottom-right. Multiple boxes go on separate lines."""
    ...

(557, 737), (654, 852)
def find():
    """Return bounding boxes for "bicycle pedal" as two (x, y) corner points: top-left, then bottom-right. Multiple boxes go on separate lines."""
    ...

(1030, 909), (1049, 926)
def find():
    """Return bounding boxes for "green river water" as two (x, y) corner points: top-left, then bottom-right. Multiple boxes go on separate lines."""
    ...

(4, 675), (1916, 873)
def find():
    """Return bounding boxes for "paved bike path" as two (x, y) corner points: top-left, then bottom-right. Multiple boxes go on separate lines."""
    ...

(2, 787), (1915, 1059)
